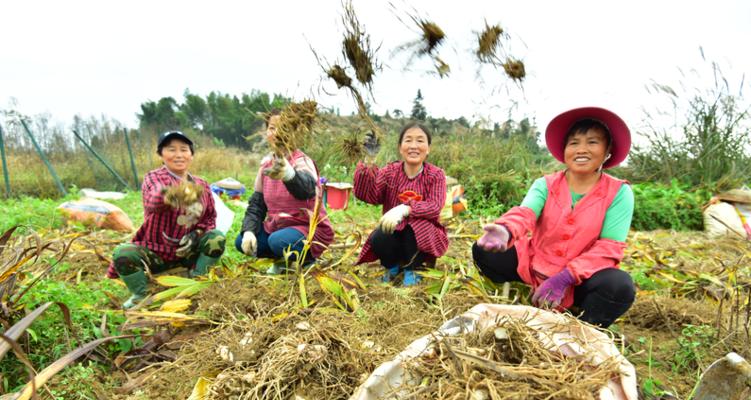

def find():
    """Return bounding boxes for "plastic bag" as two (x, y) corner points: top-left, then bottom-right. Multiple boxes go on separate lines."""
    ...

(58, 198), (134, 232)
(704, 201), (747, 239)
(212, 192), (234, 234)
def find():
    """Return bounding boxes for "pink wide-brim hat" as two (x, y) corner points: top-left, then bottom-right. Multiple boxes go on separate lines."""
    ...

(545, 107), (631, 169)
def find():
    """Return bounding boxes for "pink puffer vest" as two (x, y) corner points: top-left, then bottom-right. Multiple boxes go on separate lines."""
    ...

(497, 171), (628, 309)
(261, 150), (334, 258)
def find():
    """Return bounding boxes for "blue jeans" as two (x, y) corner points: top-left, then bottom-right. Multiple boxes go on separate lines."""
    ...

(234, 228), (314, 264)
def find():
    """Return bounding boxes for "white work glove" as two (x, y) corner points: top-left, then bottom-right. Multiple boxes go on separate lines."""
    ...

(241, 231), (257, 256)
(378, 204), (411, 234)
(263, 156), (296, 181)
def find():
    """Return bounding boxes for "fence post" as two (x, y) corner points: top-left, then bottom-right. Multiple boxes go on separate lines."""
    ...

(80, 125), (100, 187)
(20, 120), (67, 196)
(71, 129), (131, 190)
(123, 128), (139, 188)
(0, 123), (10, 197)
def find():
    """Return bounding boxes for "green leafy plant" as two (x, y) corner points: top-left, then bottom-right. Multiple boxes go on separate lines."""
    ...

(631, 181), (710, 231)
(637, 336), (673, 398)
(672, 324), (715, 374)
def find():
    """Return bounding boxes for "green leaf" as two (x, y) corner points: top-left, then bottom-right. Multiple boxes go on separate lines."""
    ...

(177, 282), (211, 298)
(152, 286), (187, 302)
(25, 328), (38, 343)
(155, 275), (198, 287)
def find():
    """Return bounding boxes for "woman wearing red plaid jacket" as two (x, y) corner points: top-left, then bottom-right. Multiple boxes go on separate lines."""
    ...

(110, 131), (226, 309)
(353, 123), (448, 286)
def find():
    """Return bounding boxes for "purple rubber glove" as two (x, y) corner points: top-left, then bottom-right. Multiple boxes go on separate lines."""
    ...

(477, 224), (511, 252)
(532, 268), (576, 308)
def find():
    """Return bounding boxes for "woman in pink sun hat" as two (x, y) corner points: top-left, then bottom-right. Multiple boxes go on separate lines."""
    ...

(473, 107), (635, 327)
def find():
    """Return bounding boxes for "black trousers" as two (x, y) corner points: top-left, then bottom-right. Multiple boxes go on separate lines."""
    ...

(472, 243), (635, 327)
(370, 226), (425, 269)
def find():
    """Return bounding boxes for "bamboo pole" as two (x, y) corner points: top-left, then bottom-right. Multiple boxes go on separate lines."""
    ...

(20, 120), (66, 196)
(71, 129), (131, 190)
(0, 123), (10, 197)
(123, 128), (139, 188)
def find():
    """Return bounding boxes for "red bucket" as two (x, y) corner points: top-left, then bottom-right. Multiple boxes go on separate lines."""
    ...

(324, 182), (353, 210)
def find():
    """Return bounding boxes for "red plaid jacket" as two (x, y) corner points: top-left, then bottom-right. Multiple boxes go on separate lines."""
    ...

(354, 161), (448, 264)
(132, 166), (216, 260)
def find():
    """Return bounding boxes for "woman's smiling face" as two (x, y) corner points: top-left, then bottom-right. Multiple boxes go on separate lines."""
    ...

(160, 139), (193, 174)
(563, 128), (610, 174)
(399, 127), (430, 166)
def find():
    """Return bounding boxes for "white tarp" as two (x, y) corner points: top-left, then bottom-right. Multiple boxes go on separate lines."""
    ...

(80, 188), (126, 200)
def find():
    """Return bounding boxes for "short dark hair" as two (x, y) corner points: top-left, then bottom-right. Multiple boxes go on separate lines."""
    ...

(157, 137), (194, 155)
(565, 119), (611, 148)
(398, 122), (432, 146)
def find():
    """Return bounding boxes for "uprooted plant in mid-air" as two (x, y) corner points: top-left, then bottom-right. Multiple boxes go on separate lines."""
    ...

(475, 21), (526, 83)
(391, 5), (450, 78)
(311, 0), (386, 160)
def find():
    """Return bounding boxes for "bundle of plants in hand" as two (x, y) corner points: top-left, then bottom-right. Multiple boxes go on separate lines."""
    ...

(272, 100), (318, 157)
(164, 180), (204, 209)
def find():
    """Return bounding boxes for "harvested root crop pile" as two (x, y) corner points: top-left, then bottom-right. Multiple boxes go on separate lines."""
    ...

(207, 315), (365, 399)
(272, 100), (318, 157)
(128, 275), (487, 400)
(401, 317), (622, 399)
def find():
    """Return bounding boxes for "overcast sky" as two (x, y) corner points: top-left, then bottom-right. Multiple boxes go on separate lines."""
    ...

(2, 0), (750, 136)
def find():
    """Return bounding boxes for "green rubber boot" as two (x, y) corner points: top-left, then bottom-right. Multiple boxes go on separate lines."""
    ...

(265, 260), (288, 275)
(120, 270), (148, 309)
(189, 255), (219, 278)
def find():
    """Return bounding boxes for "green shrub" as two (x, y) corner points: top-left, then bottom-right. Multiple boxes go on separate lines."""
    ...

(429, 128), (552, 215)
(631, 181), (711, 231)
(625, 60), (751, 188)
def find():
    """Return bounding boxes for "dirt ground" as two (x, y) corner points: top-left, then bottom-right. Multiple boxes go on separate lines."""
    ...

(38, 222), (751, 399)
